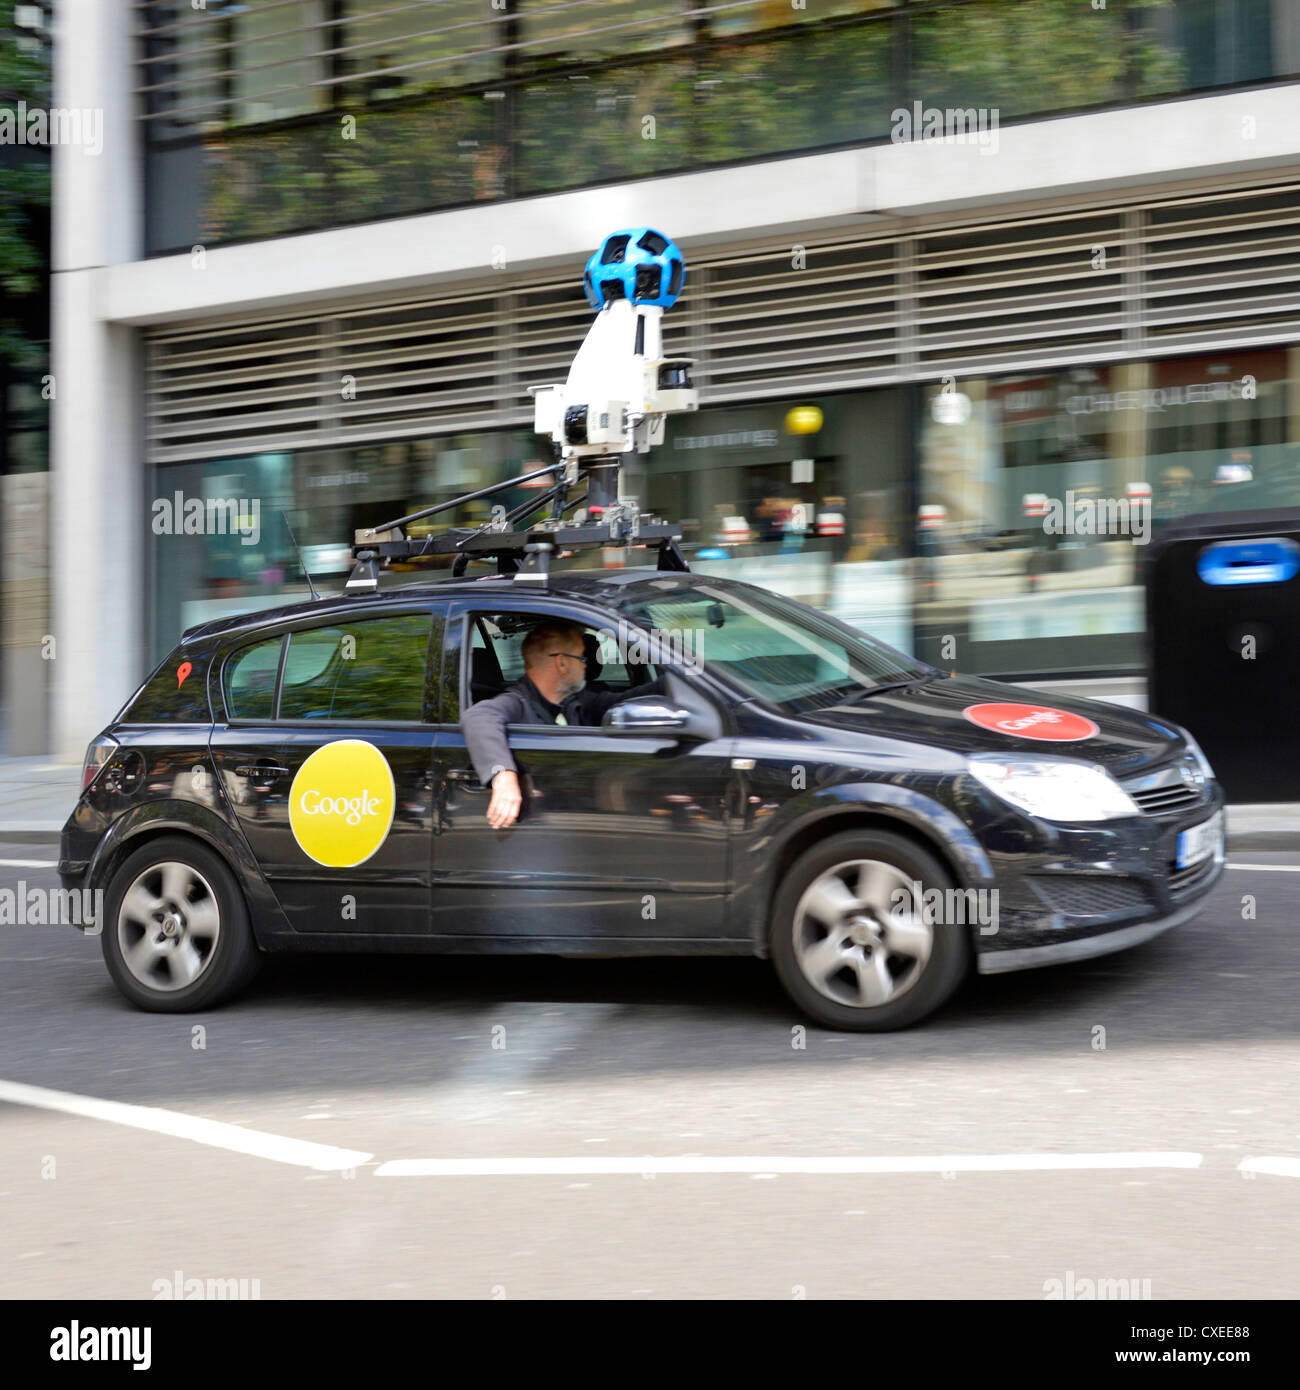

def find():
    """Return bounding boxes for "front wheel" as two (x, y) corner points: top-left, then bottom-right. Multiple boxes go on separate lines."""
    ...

(770, 829), (971, 1031)
(101, 836), (260, 1012)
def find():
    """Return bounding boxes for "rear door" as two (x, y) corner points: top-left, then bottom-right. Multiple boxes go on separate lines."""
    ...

(209, 604), (445, 936)
(430, 598), (737, 944)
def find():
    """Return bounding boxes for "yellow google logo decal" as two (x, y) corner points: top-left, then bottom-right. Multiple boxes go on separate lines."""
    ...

(288, 740), (395, 868)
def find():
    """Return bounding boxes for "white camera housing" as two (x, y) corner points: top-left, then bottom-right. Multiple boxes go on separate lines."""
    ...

(531, 297), (697, 460)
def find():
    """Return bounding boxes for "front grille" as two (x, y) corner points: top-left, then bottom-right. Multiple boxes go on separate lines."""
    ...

(1169, 852), (1220, 899)
(1122, 753), (1209, 816)
(1131, 783), (1204, 815)
(1028, 874), (1150, 918)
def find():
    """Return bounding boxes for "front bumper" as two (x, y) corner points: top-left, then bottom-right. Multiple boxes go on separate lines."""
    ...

(976, 896), (1213, 973)
(970, 784), (1226, 971)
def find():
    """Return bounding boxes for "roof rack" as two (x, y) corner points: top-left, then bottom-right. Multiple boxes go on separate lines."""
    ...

(346, 462), (687, 591)
(346, 227), (697, 594)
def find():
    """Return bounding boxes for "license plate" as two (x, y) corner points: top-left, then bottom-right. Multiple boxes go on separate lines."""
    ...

(1177, 811), (1223, 870)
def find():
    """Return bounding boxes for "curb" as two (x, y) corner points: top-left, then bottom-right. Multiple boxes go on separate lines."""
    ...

(0, 825), (66, 846)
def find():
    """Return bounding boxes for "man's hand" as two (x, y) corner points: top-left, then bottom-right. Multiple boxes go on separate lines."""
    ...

(487, 769), (523, 829)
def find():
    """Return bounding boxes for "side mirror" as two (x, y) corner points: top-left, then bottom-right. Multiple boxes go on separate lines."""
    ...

(602, 698), (697, 736)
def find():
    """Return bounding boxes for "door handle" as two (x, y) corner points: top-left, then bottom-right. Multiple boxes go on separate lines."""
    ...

(446, 767), (484, 788)
(235, 763), (290, 779)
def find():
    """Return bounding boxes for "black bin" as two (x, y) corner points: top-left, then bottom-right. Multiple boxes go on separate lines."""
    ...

(1147, 508), (1300, 803)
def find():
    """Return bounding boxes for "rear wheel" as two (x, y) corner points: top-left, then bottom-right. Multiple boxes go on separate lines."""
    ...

(770, 829), (971, 1031)
(102, 836), (260, 1012)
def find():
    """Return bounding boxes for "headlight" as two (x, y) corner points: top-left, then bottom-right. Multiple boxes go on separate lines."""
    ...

(1180, 729), (1217, 783)
(966, 754), (1140, 822)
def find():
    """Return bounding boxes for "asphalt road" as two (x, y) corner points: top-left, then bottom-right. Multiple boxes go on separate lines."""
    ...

(2, 838), (1298, 1301)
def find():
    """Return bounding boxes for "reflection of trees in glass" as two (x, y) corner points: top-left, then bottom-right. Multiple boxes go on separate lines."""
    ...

(911, 0), (1183, 113)
(281, 616), (433, 721)
(181, 0), (1204, 246)
(202, 95), (500, 241)
(516, 59), (696, 196)
(693, 27), (892, 162)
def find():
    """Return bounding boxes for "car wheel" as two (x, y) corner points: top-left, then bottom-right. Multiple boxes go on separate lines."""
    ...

(770, 829), (971, 1031)
(102, 836), (260, 1012)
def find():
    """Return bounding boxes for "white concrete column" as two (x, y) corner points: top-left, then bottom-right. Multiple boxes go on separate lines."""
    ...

(51, 0), (143, 761)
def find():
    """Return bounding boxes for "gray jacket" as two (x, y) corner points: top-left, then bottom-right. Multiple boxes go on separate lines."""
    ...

(460, 674), (665, 786)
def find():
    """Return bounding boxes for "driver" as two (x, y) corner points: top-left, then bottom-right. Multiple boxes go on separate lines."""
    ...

(461, 620), (663, 829)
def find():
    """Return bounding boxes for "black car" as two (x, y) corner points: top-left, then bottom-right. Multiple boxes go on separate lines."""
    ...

(59, 569), (1225, 1031)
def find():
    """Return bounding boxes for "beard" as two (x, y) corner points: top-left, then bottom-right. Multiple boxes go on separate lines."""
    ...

(559, 673), (587, 701)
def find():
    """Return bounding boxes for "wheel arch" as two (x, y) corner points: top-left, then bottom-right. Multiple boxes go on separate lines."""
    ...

(742, 791), (995, 956)
(87, 803), (290, 948)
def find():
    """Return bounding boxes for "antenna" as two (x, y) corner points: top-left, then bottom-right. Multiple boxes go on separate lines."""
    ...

(282, 511), (322, 601)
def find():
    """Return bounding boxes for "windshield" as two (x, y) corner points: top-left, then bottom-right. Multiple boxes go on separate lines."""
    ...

(617, 580), (934, 712)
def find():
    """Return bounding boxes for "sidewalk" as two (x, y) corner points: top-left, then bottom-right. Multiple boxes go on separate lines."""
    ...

(0, 751), (1298, 850)
(0, 757), (82, 842)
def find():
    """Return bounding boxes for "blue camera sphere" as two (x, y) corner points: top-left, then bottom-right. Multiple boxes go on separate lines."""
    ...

(583, 228), (685, 310)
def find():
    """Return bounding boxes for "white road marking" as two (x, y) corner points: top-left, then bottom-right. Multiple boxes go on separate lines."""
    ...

(1226, 863), (1300, 872)
(374, 1151), (1204, 1178)
(0, 1078), (373, 1172)
(1239, 1156), (1300, 1179)
(0, 858), (57, 869)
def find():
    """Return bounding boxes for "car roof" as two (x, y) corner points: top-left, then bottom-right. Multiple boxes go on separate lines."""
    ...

(177, 567), (745, 646)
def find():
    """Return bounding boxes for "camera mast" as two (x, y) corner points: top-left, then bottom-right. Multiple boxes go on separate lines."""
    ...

(346, 228), (698, 592)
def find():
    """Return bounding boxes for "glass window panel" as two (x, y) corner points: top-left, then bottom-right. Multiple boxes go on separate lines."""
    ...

(520, 0), (691, 62)
(232, 0), (330, 125)
(339, 0), (498, 101)
(280, 615), (433, 720)
(224, 636), (283, 720)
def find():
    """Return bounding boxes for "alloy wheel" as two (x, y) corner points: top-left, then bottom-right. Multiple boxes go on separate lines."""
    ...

(791, 858), (933, 1009)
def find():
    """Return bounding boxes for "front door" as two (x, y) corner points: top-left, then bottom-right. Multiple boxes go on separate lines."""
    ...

(430, 600), (736, 943)
(209, 606), (443, 936)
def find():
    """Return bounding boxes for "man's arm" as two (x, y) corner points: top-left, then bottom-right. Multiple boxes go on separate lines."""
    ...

(575, 671), (668, 724)
(461, 689), (532, 829)
(460, 689), (526, 786)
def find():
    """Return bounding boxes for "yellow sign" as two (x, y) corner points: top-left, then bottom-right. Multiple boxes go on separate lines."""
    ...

(784, 404), (824, 435)
(288, 740), (395, 868)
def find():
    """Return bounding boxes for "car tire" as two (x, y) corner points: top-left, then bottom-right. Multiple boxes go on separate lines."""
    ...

(770, 828), (971, 1032)
(101, 836), (260, 1012)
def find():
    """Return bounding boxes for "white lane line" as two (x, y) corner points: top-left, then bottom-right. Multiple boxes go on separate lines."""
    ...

(0, 859), (57, 869)
(0, 1078), (372, 1172)
(374, 1151), (1204, 1178)
(1239, 1156), (1300, 1179)
(1226, 863), (1300, 872)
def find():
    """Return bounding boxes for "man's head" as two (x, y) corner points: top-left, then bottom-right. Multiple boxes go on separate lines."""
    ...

(521, 621), (587, 705)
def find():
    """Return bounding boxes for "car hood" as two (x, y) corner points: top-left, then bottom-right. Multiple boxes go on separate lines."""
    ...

(801, 674), (1184, 776)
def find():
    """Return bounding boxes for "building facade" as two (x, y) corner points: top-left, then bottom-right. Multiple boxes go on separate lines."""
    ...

(51, 0), (1300, 759)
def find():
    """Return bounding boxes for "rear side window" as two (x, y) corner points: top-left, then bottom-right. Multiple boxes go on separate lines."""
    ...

(225, 637), (283, 720)
(121, 651), (212, 723)
(280, 614), (434, 721)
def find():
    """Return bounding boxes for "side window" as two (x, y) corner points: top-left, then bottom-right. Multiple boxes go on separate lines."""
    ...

(223, 636), (284, 721)
(124, 647), (217, 724)
(460, 611), (659, 712)
(278, 613), (435, 722)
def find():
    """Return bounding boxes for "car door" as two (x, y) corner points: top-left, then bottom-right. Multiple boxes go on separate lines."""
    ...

(209, 604), (444, 936)
(430, 597), (737, 943)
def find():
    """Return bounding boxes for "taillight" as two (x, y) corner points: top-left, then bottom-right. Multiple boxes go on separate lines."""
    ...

(82, 734), (119, 791)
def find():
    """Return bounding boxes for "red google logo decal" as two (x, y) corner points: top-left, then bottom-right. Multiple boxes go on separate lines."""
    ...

(963, 702), (1099, 742)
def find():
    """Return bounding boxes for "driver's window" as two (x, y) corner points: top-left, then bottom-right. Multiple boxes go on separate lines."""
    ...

(464, 612), (658, 708)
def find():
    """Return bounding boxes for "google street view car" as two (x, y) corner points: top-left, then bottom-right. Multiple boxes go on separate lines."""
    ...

(59, 232), (1225, 1031)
